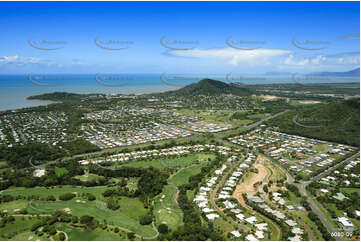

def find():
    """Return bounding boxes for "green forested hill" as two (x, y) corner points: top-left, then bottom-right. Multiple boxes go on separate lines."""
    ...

(28, 92), (87, 101)
(160, 79), (252, 96)
(266, 99), (360, 146)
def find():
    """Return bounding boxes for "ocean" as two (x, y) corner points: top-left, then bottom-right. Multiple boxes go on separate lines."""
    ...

(0, 74), (359, 111)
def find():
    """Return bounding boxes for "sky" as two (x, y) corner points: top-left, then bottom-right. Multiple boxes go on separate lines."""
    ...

(0, 1), (359, 75)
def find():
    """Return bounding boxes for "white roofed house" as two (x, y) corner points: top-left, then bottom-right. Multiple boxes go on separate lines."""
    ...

(254, 230), (264, 239)
(206, 213), (219, 220)
(245, 216), (257, 224)
(255, 223), (268, 231)
(223, 200), (236, 209)
(337, 217), (354, 231)
(33, 168), (45, 177)
(230, 231), (242, 238)
(291, 227), (304, 235)
(285, 220), (297, 227)
(236, 213), (245, 221)
(245, 234), (259, 241)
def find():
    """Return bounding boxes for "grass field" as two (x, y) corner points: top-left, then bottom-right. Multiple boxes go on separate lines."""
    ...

(75, 173), (105, 182)
(168, 163), (206, 186)
(292, 211), (324, 241)
(213, 218), (234, 236)
(340, 187), (360, 196)
(0, 217), (41, 240)
(153, 185), (183, 231)
(118, 154), (202, 170)
(2, 186), (109, 199)
(167, 152), (214, 186)
(266, 161), (286, 183)
(0, 199), (28, 214)
(27, 197), (156, 238)
(55, 167), (69, 177)
(55, 223), (127, 241)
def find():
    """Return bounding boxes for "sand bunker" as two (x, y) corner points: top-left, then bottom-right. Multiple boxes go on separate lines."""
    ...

(63, 208), (72, 214)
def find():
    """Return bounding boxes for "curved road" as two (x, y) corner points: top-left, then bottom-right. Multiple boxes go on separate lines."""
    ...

(266, 152), (359, 241)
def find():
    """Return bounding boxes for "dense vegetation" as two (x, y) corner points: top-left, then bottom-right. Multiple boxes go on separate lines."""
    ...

(159, 79), (252, 97)
(266, 98), (360, 146)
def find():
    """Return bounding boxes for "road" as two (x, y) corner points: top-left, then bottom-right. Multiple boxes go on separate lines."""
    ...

(209, 158), (250, 233)
(267, 152), (359, 241)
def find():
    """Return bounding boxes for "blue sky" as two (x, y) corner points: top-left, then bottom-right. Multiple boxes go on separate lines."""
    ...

(0, 1), (359, 74)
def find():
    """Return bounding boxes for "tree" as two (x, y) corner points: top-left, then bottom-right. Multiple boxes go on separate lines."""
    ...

(127, 232), (135, 240)
(59, 233), (66, 241)
(139, 214), (152, 225)
(59, 193), (75, 201)
(263, 185), (268, 193)
(158, 224), (169, 234)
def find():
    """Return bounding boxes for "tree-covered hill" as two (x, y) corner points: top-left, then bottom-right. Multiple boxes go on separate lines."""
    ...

(27, 92), (88, 101)
(158, 78), (252, 97)
(266, 98), (360, 146)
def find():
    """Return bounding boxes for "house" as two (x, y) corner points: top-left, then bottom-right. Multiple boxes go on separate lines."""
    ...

(245, 234), (259, 241)
(285, 220), (297, 227)
(33, 168), (45, 177)
(236, 214), (245, 221)
(255, 231), (264, 239)
(230, 231), (241, 238)
(231, 208), (242, 214)
(290, 235), (302, 241)
(320, 189), (329, 194)
(337, 217), (354, 231)
(206, 213), (219, 220)
(255, 223), (268, 231)
(333, 193), (348, 201)
(292, 227), (304, 235)
(245, 216), (257, 224)
(202, 208), (214, 213)
(223, 201), (236, 209)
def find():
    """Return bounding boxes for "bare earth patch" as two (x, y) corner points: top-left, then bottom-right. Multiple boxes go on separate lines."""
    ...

(63, 208), (72, 214)
(258, 94), (280, 102)
(297, 100), (321, 104)
(233, 155), (268, 207)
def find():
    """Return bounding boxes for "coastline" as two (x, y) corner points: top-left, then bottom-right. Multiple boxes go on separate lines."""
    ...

(0, 98), (58, 112)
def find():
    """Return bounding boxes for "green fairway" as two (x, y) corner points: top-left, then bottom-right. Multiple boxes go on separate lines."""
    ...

(55, 223), (126, 241)
(0, 199), (28, 214)
(75, 173), (105, 182)
(119, 154), (200, 170)
(153, 185), (183, 230)
(55, 167), (69, 177)
(118, 153), (214, 171)
(168, 163), (206, 186)
(27, 198), (156, 238)
(2, 186), (109, 199)
(0, 217), (41, 240)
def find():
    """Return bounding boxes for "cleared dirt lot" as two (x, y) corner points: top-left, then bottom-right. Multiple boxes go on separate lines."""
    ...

(233, 155), (269, 207)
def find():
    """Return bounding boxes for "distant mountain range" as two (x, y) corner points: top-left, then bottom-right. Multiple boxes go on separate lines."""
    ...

(264, 68), (360, 77)
(307, 68), (360, 77)
(159, 78), (252, 96)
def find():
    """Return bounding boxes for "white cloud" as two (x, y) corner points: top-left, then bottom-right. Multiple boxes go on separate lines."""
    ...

(0, 55), (42, 65)
(168, 47), (291, 66)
